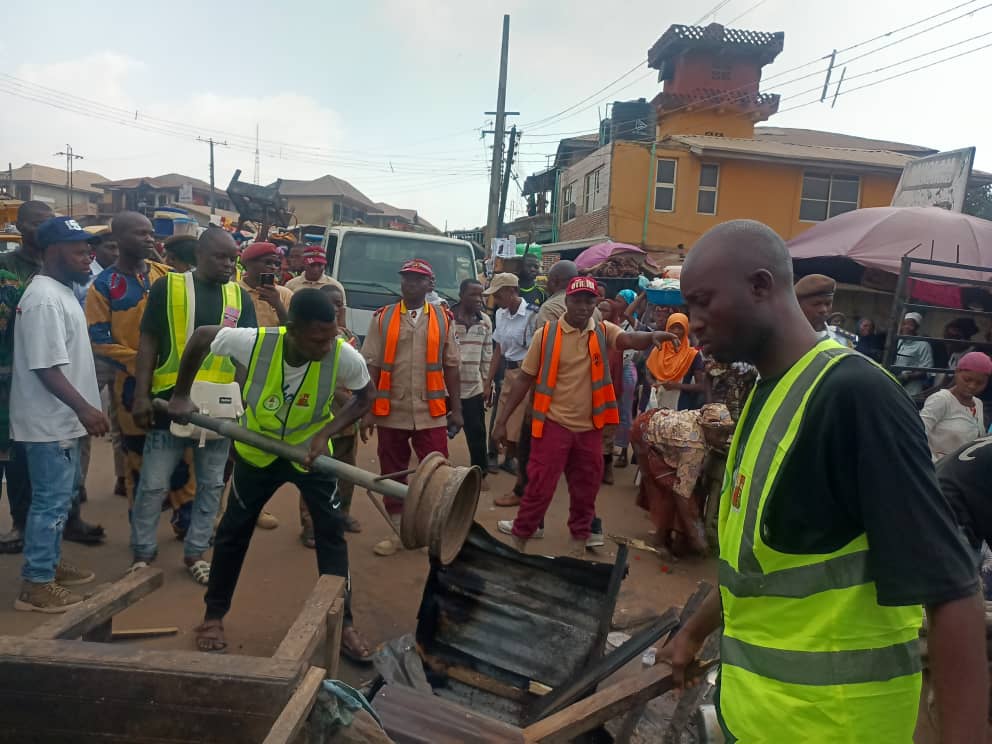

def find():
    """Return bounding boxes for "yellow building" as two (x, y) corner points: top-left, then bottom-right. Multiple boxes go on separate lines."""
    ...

(545, 22), (938, 256)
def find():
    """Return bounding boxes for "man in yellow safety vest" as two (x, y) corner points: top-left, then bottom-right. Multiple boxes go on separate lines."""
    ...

(666, 220), (986, 743)
(168, 288), (376, 661)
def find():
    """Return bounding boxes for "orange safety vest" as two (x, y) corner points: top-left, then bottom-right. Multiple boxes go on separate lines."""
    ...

(372, 302), (449, 418)
(531, 320), (619, 438)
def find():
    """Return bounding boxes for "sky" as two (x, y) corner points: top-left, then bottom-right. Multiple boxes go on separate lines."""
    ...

(2, 0), (991, 230)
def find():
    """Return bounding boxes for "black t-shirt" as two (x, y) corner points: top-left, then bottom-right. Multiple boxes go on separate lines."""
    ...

(735, 353), (977, 607)
(937, 436), (992, 551)
(519, 284), (546, 307)
(140, 274), (256, 425)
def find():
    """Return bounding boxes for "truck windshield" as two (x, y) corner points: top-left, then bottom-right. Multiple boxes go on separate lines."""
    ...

(336, 232), (475, 302)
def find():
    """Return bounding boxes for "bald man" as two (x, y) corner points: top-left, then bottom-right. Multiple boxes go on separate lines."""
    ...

(665, 220), (985, 742)
(131, 228), (257, 582)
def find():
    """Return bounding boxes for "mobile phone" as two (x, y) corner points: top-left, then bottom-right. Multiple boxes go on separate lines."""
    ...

(260, 273), (275, 286)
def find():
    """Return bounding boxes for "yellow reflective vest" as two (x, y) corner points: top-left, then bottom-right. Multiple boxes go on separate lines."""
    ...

(236, 327), (343, 471)
(718, 339), (923, 743)
(151, 272), (242, 393)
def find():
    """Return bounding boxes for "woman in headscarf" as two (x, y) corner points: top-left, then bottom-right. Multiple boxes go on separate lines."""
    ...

(920, 351), (991, 461)
(645, 313), (704, 410)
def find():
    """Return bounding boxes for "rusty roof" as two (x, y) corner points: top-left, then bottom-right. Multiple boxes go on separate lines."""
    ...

(665, 134), (919, 171)
(754, 127), (937, 155)
(93, 172), (221, 195)
(275, 174), (378, 210)
(649, 22), (784, 69)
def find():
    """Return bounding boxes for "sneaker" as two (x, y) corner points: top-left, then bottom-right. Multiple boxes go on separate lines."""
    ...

(14, 580), (84, 613)
(256, 511), (279, 530)
(585, 532), (606, 548)
(55, 560), (95, 587)
(496, 519), (544, 539)
(0, 527), (24, 554)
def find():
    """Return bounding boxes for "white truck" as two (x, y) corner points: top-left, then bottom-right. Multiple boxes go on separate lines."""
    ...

(320, 225), (478, 337)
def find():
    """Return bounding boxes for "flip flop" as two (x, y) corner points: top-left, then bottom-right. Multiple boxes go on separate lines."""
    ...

(340, 626), (374, 665)
(343, 515), (362, 534)
(194, 620), (227, 653)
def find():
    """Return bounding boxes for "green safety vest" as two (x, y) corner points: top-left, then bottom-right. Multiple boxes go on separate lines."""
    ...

(151, 272), (243, 393)
(718, 339), (922, 743)
(236, 327), (343, 471)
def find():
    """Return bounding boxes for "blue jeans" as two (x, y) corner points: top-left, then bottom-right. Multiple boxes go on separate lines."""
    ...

(21, 438), (82, 583)
(130, 430), (230, 561)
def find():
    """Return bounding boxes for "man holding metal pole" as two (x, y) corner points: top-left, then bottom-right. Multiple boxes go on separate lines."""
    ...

(167, 289), (376, 662)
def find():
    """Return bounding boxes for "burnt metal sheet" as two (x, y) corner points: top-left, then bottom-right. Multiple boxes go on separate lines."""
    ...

(415, 524), (627, 723)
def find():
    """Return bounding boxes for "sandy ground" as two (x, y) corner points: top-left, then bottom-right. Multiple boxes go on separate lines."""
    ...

(0, 435), (714, 688)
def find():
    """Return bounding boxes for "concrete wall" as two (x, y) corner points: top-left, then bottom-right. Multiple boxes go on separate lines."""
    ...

(559, 144), (612, 226)
(607, 140), (900, 251)
(20, 182), (99, 216)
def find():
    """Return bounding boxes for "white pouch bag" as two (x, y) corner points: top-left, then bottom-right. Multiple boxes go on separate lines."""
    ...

(168, 273), (245, 446)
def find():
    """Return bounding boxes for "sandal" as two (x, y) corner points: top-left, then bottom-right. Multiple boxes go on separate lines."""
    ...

(343, 515), (362, 534)
(187, 560), (210, 585)
(340, 626), (374, 664)
(194, 619), (227, 653)
(300, 526), (316, 549)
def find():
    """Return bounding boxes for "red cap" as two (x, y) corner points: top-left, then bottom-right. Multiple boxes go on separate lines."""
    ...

(241, 242), (281, 262)
(566, 276), (599, 296)
(399, 258), (434, 278)
(303, 249), (327, 266)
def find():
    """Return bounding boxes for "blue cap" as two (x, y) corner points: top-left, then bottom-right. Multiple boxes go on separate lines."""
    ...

(36, 217), (96, 249)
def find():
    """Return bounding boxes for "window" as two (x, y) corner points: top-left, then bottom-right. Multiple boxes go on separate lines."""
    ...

(561, 181), (576, 222)
(583, 167), (602, 213)
(697, 163), (719, 215)
(654, 158), (677, 212)
(799, 173), (860, 221)
(712, 62), (731, 81)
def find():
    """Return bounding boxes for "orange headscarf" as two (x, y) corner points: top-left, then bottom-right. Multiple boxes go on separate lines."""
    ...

(646, 313), (698, 382)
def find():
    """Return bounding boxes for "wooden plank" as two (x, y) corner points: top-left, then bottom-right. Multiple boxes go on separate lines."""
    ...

(274, 575), (346, 668)
(422, 654), (531, 704)
(327, 598), (344, 679)
(524, 663), (676, 744)
(0, 636), (301, 719)
(375, 684), (525, 744)
(262, 666), (326, 744)
(82, 618), (113, 643)
(528, 608), (679, 723)
(110, 626), (180, 641)
(524, 660), (717, 744)
(29, 567), (164, 640)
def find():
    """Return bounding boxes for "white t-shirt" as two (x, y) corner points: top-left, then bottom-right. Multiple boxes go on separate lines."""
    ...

(920, 388), (986, 461)
(210, 328), (370, 417)
(11, 275), (101, 442)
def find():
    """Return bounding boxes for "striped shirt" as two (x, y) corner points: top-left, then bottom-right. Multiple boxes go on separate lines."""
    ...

(452, 307), (493, 399)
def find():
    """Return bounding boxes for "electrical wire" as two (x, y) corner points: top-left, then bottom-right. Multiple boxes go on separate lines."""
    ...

(727, 0), (772, 25)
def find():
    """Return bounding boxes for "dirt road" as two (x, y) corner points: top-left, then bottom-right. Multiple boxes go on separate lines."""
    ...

(0, 436), (714, 686)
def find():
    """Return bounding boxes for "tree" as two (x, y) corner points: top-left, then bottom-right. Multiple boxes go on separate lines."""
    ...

(963, 184), (992, 221)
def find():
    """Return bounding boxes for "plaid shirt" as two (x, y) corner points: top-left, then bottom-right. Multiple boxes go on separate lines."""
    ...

(452, 306), (493, 400)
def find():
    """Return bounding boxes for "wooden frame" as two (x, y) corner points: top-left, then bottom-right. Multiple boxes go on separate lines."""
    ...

(1, 568), (347, 744)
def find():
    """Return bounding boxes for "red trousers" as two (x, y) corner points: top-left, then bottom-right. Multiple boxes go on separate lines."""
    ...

(512, 419), (604, 540)
(376, 426), (449, 515)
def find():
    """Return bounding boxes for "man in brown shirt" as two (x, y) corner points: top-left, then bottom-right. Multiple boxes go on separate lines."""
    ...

(361, 259), (461, 556)
(239, 242), (294, 329)
(493, 277), (676, 556)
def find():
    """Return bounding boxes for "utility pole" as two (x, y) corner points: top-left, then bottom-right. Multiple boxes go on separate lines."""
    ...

(197, 137), (228, 215)
(497, 126), (518, 237)
(483, 14), (518, 254)
(54, 145), (84, 216)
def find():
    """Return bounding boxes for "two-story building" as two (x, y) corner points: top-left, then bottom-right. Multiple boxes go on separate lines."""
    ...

(364, 202), (441, 234)
(536, 21), (963, 256)
(94, 173), (233, 216)
(1, 163), (108, 217)
(276, 174), (382, 226)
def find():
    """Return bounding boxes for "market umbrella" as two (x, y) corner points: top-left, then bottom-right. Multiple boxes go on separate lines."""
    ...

(787, 206), (992, 283)
(575, 241), (645, 270)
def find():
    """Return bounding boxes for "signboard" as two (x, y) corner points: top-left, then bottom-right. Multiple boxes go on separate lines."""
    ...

(491, 234), (517, 258)
(178, 182), (194, 203)
(891, 147), (975, 212)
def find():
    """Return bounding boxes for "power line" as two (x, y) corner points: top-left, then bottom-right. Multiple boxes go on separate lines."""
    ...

(727, 0), (772, 25)
(695, 0), (736, 25)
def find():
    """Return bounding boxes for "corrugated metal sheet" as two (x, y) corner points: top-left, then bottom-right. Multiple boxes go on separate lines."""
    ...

(415, 524), (626, 725)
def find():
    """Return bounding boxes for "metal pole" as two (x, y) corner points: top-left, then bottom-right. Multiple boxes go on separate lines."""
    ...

(208, 139), (216, 215)
(152, 401), (408, 501)
(882, 255), (912, 370)
(483, 14), (511, 253)
(497, 125), (517, 237)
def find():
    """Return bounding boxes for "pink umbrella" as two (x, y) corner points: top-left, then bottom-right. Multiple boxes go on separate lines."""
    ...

(787, 206), (992, 283)
(575, 241), (645, 270)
